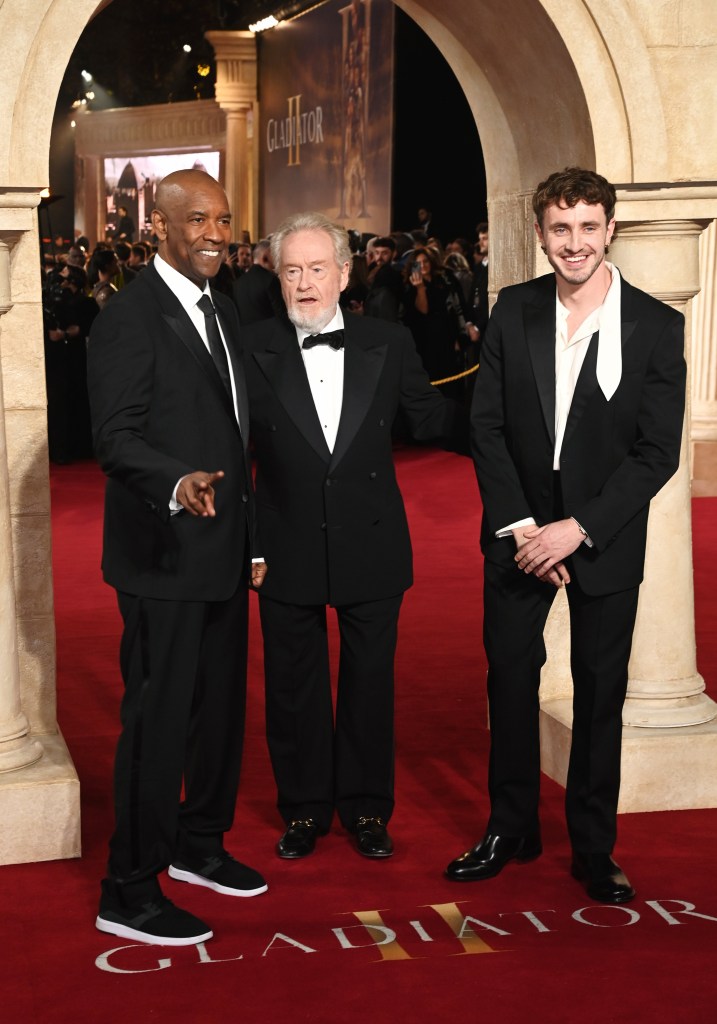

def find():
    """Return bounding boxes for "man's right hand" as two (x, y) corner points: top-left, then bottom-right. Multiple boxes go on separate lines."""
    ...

(176, 471), (225, 517)
(512, 527), (570, 588)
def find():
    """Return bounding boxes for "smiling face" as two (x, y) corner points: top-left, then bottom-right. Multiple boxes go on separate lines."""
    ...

(535, 200), (614, 292)
(151, 172), (231, 288)
(278, 228), (349, 333)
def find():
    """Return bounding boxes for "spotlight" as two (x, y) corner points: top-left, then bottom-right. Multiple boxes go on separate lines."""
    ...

(86, 91), (95, 100)
(81, 69), (93, 82)
(249, 16), (279, 32)
(70, 120), (76, 128)
(183, 44), (192, 53)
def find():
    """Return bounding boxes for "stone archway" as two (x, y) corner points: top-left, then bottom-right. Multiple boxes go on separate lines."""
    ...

(1, 0), (716, 865)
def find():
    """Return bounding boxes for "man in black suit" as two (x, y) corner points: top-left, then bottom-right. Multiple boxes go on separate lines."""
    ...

(88, 169), (268, 947)
(231, 238), (284, 326)
(445, 168), (685, 903)
(244, 212), (455, 860)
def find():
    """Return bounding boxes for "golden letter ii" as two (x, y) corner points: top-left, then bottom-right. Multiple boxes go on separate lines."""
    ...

(288, 95), (301, 166)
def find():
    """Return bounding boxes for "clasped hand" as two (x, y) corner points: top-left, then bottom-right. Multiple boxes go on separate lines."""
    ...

(513, 518), (586, 588)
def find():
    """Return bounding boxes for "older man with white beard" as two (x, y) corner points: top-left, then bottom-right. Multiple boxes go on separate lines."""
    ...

(243, 212), (457, 861)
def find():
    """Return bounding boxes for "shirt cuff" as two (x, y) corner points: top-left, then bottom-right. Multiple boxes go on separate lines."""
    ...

(496, 517), (536, 538)
(170, 478), (183, 515)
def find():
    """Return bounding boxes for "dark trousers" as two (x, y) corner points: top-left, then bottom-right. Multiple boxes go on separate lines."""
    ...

(482, 558), (639, 853)
(259, 592), (403, 832)
(107, 586), (248, 900)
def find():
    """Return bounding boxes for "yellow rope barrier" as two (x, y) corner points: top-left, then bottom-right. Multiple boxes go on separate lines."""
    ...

(430, 362), (480, 387)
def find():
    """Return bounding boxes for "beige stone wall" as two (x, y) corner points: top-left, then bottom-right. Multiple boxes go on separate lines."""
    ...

(0, 0), (715, 863)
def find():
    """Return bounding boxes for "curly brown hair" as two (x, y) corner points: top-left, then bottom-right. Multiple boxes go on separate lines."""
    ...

(532, 167), (616, 228)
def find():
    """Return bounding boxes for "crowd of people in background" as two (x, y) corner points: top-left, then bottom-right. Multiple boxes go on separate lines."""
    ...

(41, 208), (490, 463)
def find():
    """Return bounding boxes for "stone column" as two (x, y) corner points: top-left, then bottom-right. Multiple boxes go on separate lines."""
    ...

(615, 218), (714, 728)
(539, 189), (717, 812)
(0, 234), (43, 774)
(205, 31), (258, 241)
(691, 219), (717, 494)
(0, 194), (80, 865)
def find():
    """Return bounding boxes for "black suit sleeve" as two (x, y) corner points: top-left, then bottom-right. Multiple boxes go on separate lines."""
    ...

(396, 325), (462, 442)
(88, 302), (193, 520)
(573, 310), (685, 551)
(470, 290), (535, 532)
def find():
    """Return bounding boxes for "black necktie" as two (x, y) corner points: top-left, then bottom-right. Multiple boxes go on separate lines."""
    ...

(302, 329), (344, 351)
(197, 294), (232, 395)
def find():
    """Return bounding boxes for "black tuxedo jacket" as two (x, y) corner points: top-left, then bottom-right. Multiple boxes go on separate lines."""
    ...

(232, 263), (285, 326)
(471, 273), (685, 596)
(244, 312), (454, 606)
(87, 261), (254, 602)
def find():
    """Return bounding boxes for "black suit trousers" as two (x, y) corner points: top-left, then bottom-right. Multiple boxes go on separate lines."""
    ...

(108, 585), (248, 896)
(482, 557), (639, 853)
(259, 593), (403, 831)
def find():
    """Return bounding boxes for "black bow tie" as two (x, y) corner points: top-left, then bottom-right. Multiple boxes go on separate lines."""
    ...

(302, 330), (344, 351)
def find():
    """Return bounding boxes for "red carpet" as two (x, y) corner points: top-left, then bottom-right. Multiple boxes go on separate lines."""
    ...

(2, 449), (716, 1022)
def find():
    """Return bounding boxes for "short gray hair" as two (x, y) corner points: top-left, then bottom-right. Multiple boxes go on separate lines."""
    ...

(253, 239), (271, 262)
(270, 212), (351, 272)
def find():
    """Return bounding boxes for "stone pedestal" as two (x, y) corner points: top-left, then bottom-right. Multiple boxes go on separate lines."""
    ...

(539, 190), (717, 811)
(0, 733), (80, 864)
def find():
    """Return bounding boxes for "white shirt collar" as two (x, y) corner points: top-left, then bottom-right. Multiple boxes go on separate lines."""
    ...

(556, 262), (622, 401)
(154, 252), (212, 312)
(596, 262), (622, 401)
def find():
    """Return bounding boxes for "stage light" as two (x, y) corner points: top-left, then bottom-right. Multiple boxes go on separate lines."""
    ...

(86, 90), (95, 100)
(81, 69), (92, 82)
(70, 120), (76, 129)
(249, 16), (279, 32)
(183, 44), (192, 53)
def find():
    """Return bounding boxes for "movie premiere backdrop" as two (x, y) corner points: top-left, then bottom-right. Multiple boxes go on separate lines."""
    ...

(259, 0), (394, 235)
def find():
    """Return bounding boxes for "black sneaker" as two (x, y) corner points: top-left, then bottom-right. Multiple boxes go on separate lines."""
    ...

(168, 851), (268, 897)
(96, 896), (213, 946)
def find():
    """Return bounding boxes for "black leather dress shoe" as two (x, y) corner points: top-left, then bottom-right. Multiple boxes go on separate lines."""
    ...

(571, 852), (635, 904)
(351, 817), (393, 858)
(445, 832), (542, 881)
(277, 819), (321, 859)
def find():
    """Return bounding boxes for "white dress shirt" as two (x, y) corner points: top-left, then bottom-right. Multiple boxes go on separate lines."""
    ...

(294, 307), (345, 453)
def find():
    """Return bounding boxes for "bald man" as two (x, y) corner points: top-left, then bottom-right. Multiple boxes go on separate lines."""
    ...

(88, 170), (268, 947)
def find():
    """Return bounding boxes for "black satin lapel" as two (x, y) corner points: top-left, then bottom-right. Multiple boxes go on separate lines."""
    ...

(216, 306), (250, 439)
(330, 339), (387, 471)
(562, 331), (600, 448)
(161, 311), (238, 426)
(525, 298), (556, 446)
(621, 320), (637, 350)
(253, 345), (331, 462)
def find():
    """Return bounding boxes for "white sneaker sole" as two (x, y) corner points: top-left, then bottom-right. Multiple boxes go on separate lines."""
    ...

(95, 915), (213, 947)
(168, 864), (268, 897)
